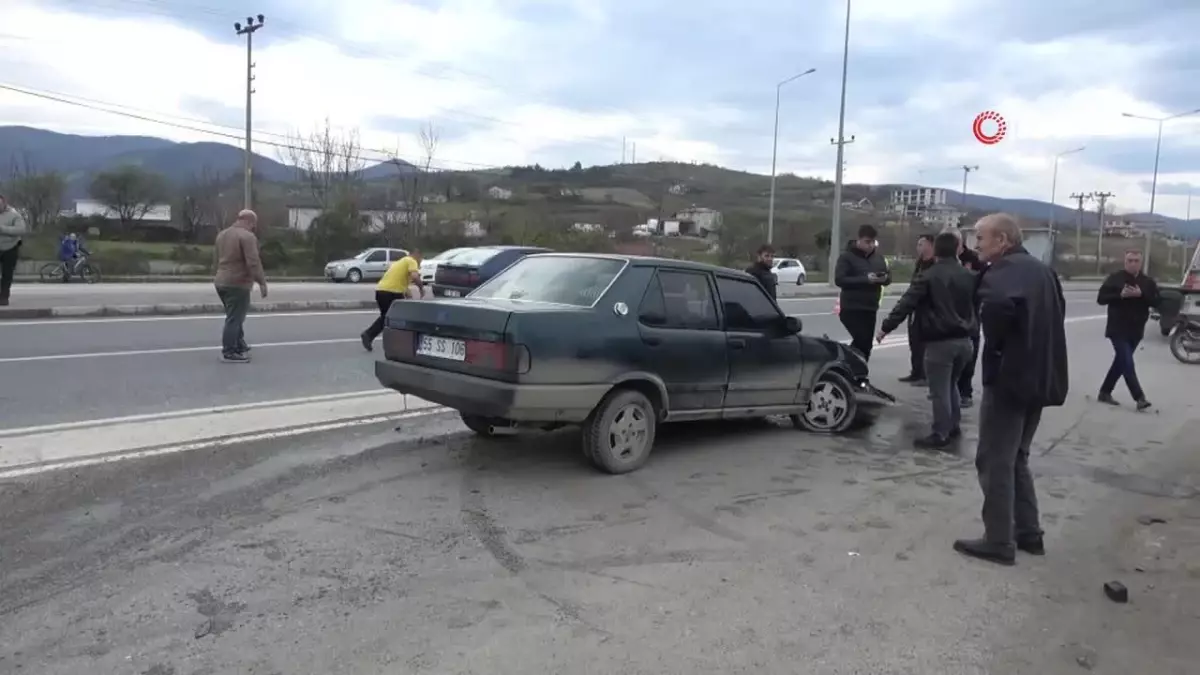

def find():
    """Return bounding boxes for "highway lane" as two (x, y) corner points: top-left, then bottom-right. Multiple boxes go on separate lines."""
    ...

(1, 319), (1196, 674)
(0, 294), (1104, 430)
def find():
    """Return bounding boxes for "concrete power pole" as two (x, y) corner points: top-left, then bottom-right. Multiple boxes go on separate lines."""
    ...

(1093, 191), (1113, 275)
(1069, 192), (1092, 270)
(960, 165), (979, 207)
(235, 15), (265, 210)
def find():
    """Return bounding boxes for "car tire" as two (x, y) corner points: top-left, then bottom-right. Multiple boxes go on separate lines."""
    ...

(796, 273), (806, 286)
(791, 370), (858, 434)
(347, 268), (363, 283)
(582, 389), (657, 474)
(460, 413), (512, 438)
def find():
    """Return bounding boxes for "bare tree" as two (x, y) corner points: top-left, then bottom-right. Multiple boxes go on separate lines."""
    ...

(383, 121), (440, 241)
(89, 165), (169, 226)
(177, 166), (230, 242)
(4, 153), (66, 232)
(282, 118), (365, 210)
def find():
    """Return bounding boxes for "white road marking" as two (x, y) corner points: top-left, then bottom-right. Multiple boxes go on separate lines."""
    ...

(0, 391), (446, 478)
(0, 309), (374, 327)
(0, 338), (359, 363)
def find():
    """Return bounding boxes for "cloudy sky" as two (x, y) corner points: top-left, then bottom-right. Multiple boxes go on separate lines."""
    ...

(2, 0), (1198, 220)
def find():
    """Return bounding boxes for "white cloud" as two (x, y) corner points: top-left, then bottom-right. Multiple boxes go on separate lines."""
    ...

(0, 0), (1196, 223)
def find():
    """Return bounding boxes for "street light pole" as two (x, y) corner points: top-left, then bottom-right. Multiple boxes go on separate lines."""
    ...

(1121, 107), (1200, 217)
(1048, 146), (1085, 229)
(235, 15), (265, 210)
(828, 0), (853, 284)
(767, 67), (816, 244)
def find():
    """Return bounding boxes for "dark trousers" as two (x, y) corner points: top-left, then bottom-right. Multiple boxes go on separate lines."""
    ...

(215, 285), (251, 355)
(1100, 337), (1144, 401)
(0, 242), (20, 301)
(975, 388), (1044, 544)
(840, 309), (877, 360)
(925, 338), (973, 439)
(907, 321), (926, 378)
(957, 333), (980, 398)
(363, 290), (404, 342)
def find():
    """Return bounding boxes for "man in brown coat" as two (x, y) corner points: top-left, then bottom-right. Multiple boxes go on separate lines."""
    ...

(213, 210), (267, 362)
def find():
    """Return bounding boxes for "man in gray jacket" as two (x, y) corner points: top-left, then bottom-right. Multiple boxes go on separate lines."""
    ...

(0, 193), (29, 306)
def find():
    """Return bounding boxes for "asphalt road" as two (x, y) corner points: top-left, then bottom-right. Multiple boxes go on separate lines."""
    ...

(2, 317), (1196, 674)
(0, 293), (1104, 430)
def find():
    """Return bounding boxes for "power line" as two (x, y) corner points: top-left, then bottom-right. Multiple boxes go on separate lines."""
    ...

(0, 81), (498, 171)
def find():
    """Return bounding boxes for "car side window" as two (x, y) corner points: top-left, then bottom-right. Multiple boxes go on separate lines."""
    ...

(716, 276), (783, 331)
(388, 249), (407, 261)
(637, 275), (668, 326)
(659, 270), (719, 329)
(780, 260), (797, 268)
(365, 250), (386, 263)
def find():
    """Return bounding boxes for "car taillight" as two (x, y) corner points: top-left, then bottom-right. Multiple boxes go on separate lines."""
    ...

(465, 341), (529, 372)
(1185, 271), (1199, 290)
(467, 270), (479, 285)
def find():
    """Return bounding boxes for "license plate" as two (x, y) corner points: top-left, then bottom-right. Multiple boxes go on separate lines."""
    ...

(417, 334), (466, 361)
(443, 289), (461, 297)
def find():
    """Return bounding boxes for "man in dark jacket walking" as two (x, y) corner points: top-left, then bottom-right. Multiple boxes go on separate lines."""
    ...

(1096, 249), (1158, 410)
(878, 232), (978, 448)
(835, 224), (890, 359)
(745, 244), (777, 299)
(945, 228), (987, 407)
(954, 213), (1068, 566)
(900, 234), (937, 384)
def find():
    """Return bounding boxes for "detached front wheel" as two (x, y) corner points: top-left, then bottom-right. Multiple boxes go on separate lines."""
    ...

(792, 370), (858, 434)
(583, 389), (657, 474)
(1168, 326), (1200, 364)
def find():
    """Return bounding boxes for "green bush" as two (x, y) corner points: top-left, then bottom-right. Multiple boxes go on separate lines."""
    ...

(95, 249), (152, 275)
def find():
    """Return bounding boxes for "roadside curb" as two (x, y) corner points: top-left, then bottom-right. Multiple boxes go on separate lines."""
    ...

(12, 276), (328, 284)
(0, 299), (376, 320)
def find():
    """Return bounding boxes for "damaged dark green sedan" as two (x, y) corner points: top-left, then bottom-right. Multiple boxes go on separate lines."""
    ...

(375, 253), (893, 474)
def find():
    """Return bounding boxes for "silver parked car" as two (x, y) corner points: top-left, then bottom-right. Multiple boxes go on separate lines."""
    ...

(325, 247), (409, 283)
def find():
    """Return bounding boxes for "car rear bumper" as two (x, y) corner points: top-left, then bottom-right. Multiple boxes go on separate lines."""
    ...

(431, 284), (472, 298)
(374, 359), (608, 423)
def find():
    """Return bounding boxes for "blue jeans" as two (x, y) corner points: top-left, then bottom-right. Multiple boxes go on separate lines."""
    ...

(1100, 338), (1144, 401)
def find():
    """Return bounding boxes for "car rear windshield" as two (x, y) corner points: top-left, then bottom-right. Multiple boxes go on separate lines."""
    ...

(446, 248), (502, 266)
(470, 256), (626, 306)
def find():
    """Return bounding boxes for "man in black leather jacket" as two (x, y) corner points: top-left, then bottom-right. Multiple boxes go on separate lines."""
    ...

(834, 225), (890, 359)
(1096, 249), (1159, 410)
(877, 232), (978, 449)
(900, 234), (937, 384)
(744, 244), (777, 299)
(954, 213), (1068, 567)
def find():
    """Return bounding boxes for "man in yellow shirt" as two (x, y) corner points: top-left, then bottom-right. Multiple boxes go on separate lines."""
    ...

(361, 249), (421, 351)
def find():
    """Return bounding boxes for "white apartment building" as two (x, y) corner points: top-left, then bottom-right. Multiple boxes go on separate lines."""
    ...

(889, 187), (962, 229)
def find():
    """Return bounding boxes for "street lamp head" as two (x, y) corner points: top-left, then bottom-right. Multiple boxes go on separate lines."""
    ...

(803, 67), (816, 75)
(257, 14), (265, 23)
(246, 16), (254, 25)
(233, 21), (241, 31)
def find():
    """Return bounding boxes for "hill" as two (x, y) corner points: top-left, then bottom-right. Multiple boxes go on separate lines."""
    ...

(0, 126), (1193, 237)
(0, 126), (407, 201)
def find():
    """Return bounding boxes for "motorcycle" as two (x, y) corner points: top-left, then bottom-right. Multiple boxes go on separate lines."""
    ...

(1168, 318), (1200, 365)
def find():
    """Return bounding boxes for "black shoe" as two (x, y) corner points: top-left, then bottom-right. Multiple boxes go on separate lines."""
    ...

(1098, 392), (1119, 406)
(914, 433), (951, 449)
(238, 343), (251, 353)
(909, 378), (927, 387)
(360, 333), (373, 352)
(221, 352), (250, 363)
(899, 374), (921, 383)
(949, 427), (962, 439)
(953, 538), (1016, 566)
(0, 296), (8, 306)
(960, 395), (973, 409)
(1136, 399), (1152, 412)
(1016, 535), (1045, 556)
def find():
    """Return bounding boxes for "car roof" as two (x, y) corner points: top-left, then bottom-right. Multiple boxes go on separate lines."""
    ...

(525, 252), (756, 280)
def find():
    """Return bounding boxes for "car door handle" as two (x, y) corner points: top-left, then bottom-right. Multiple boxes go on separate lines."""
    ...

(728, 338), (746, 349)
(644, 337), (662, 346)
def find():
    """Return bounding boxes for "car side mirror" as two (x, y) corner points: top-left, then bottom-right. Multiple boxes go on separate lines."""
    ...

(784, 316), (802, 334)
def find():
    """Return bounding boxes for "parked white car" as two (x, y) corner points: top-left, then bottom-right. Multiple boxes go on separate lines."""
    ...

(772, 257), (807, 285)
(419, 247), (472, 284)
(324, 247), (409, 283)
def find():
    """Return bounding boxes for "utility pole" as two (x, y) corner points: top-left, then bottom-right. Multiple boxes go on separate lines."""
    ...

(1093, 191), (1113, 275)
(1069, 192), (1092, 271)
(235, 14), (265, 210)
(631, 142), (636, 164)
(828, 0), (853, 285)
(960, 165), (979, 207)
(621, 137), (626, 164)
